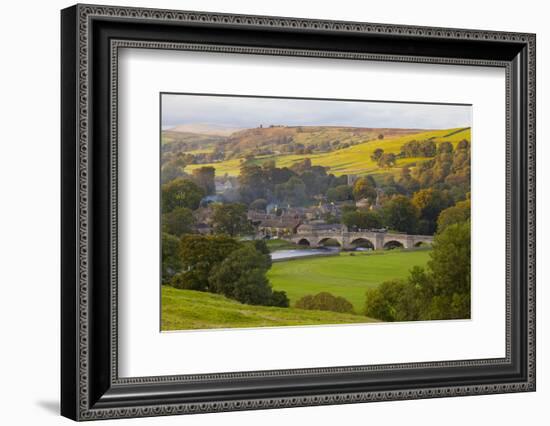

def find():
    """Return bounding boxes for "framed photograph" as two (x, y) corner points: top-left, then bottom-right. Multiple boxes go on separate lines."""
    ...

(61, 4), (536, 421)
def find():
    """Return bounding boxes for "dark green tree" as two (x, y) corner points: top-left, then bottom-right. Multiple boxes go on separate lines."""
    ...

(398, 166), (420, 194)
(192, 166), (216, 195)
(411, 188), (452, 235)
(382, 195), (419, 233)
(172, 235), (241, 291)
(275, 176), (307, 206)
(365, 280), (411, 322)
(209, 245), (288, 306)
(326, 184), (353, 202)
(211, 203), (252, 237)
(427, 221), (471, 319)
(377, 152), (397, 168)
(370, 148), (384, 162)
(239, 163), (267, 203)
(342, 210), (382, 230)
(162, 207), (195, 237)
(161, 178), (205, 212)
(161, 232), (183, 284)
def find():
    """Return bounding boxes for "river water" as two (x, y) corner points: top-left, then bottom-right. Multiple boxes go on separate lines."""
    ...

(270, 247), (340, 261)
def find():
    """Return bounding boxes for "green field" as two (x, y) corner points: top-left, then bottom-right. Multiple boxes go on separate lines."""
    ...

(185, 127), (470, 177)
(161, 286), (377, 330)
(268, 249), (431, 312)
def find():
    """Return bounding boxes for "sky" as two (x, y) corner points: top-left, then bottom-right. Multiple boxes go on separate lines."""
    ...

(161, 93), (471, 130)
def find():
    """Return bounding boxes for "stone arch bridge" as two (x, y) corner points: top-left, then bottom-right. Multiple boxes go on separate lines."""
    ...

(288, 229), (433, 250)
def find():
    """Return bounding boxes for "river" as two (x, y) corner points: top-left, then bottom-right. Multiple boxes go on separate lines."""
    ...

(270, 247), (341, 261)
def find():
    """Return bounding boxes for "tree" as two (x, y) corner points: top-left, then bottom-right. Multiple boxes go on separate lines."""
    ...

(401, 140), (437, 158)
(365, 280), (395, 321)
(172, 235), (242, 291)
(326, 184), (353, 202)
(380, 174), (405, 197)
(398, 166), (420, 194)
(295, 292), (354, 313)
(250, 198), (268, 211)
(377, 152), (397, 168)
(352, 177), (377, 203)
(161, 233), (183, 284)
(161, 178), (205, 212)
(426, 221), (471, 319)
(437, 199), (471, 233)
(162, 207), (195, 237)
(239, 163), (267, 203)
(365, 280), (417, 322)
(370, 148), (384, 162)
(275, 176), (307, 206)
(271, 291), (290, 307)
(456, 139), (469, 150)
(290, 158), (312, 174)
(419, 140), (437, 157)
(401, 140), (419, 157)
(192, 166), (216, 195)
(211, 203), (252, 237)
(300, 168), (330, 198)
(245, 239), (272, 269)
(209, 245), (288, 306)
(382, 195), (419, 233)
(161, 162), (186, 184)
(437, 141), (453, 154)
(411, 188), (452, 234)
(342, 210), (382, 230)
(364, 218), (471, 322)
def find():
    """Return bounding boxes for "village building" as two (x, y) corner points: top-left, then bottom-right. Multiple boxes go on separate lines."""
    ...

(304, 202), (341, 220)
(297, 222), (347, 234)
(355, 198), (370, 209)
(257, 217), (302, 239)
(215, 179), (235, 194)
(247, 210), (272, 224)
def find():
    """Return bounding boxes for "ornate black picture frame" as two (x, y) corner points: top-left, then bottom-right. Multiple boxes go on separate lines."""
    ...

(61, 4), (536, 421)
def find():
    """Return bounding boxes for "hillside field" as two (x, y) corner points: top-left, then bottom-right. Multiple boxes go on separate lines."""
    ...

(184, 127), (471, 177)
(161, 249), (430, 330)
(268, 249), (431, 312)
(161, 286), (377, 330)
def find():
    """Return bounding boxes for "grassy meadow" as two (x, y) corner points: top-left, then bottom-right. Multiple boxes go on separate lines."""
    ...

(268, 249), (431, 312)
(185, 127), (470, 178)
(161, 285), (378, 330)
(161, 249), (430, 330)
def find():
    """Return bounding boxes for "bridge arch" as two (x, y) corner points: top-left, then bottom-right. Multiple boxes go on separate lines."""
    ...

(350, 238), (375, 250)
(318, 237), (342, 247)
(297, 238), (311, 247)
(414, 241), (431, 247)
(383, 240), (404, 250)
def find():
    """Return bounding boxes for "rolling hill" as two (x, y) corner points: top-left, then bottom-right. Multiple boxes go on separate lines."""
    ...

(183, 127), (471, 178)
(161, 286), (377, 330)
(165, 123), (244, 136)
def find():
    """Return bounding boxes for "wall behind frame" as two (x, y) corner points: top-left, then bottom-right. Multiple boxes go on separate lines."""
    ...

(0, 0), (546, 425)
